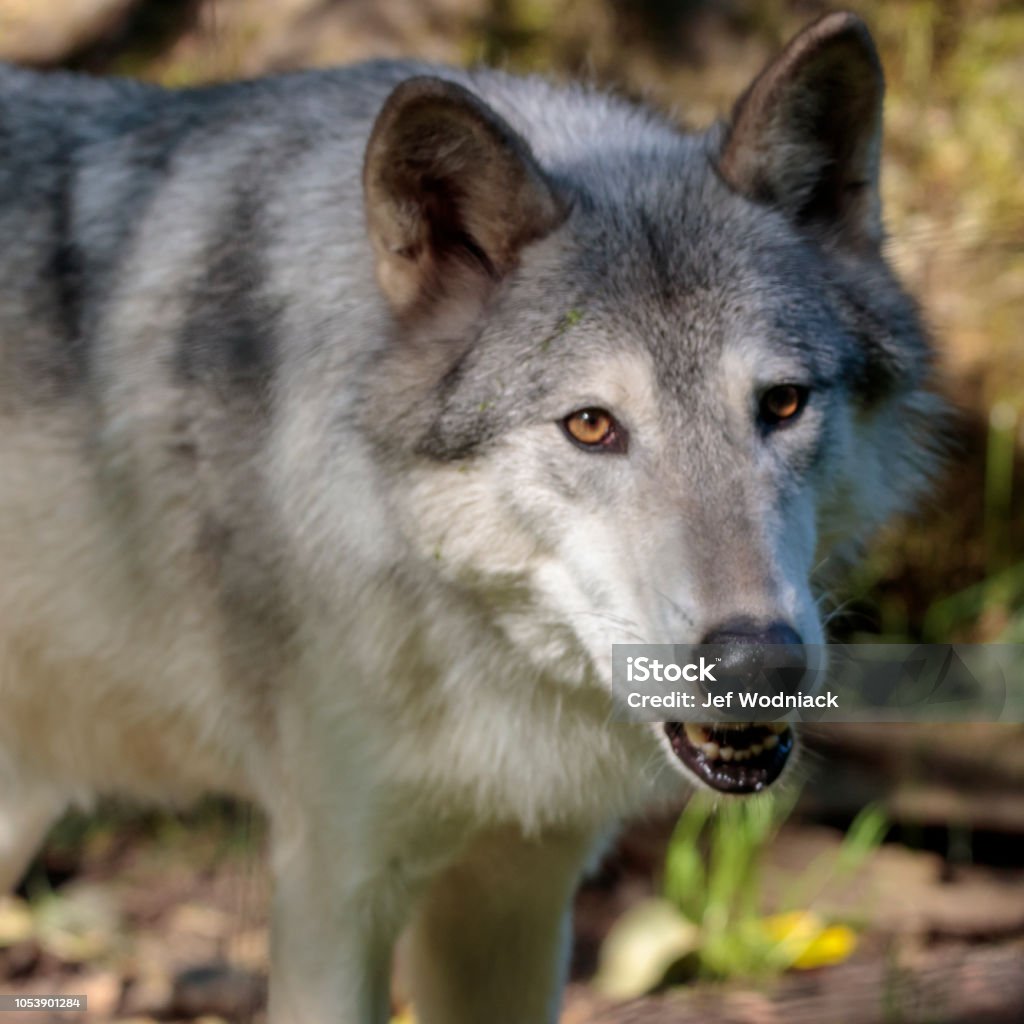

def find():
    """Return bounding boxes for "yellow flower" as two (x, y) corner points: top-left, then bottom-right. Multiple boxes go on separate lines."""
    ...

(760, 910), (857, 970)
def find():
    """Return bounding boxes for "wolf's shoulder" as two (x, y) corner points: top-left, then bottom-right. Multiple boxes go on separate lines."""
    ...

(0, 61), (153, 100)
(0, 62), (172, 159)
(0, 61), (161, 121)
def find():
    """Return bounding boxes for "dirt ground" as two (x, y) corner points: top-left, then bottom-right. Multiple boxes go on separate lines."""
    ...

(4, 726), (1024, 1023)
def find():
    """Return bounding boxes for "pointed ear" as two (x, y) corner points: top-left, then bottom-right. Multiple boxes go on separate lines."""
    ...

(363, 77), (566, 316)
(717, 12), (885, 248)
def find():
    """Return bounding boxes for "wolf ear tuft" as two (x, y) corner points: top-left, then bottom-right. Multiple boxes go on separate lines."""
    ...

(364, 77), (566, 315)
(718, 12), (885, 248)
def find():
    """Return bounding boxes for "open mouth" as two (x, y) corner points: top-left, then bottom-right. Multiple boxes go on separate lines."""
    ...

(663, 722), (794, 793)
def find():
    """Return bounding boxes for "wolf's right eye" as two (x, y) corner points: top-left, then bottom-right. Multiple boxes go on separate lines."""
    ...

(561, 408), (626, 453)
(759, 384), (809, 427)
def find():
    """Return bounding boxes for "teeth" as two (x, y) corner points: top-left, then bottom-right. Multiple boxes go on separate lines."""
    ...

(685, 723), (706, 746)
(679, 722), (787, 764)
(684, 723), (722, 760)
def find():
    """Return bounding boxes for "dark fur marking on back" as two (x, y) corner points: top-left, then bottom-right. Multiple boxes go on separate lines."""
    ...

(51, 154), (85, 374)
(174, 189), (282, 409)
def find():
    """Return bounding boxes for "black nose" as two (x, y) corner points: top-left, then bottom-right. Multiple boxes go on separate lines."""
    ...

(701, 619), (804, 649)
(699, 619), (807, 687)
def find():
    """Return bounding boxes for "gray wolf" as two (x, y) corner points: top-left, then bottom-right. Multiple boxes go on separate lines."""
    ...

(0, 12), (940, 1022)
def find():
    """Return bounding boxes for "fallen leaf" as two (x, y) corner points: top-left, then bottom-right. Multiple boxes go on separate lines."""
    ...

(593, 898), (700, 999)
(0, 897), (34, 947)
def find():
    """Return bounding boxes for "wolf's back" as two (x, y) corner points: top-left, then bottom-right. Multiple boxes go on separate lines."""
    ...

(0, 64), (166, 408)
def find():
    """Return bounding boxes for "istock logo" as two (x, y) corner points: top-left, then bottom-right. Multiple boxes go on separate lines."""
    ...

(625, 656), (717, 683)
(613, 644), (1020, 724)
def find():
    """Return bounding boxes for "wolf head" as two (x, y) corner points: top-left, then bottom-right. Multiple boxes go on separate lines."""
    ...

(360, 13), (942, 792)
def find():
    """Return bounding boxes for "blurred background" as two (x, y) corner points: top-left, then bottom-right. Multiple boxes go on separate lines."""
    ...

(0, 1), (1021, 1021)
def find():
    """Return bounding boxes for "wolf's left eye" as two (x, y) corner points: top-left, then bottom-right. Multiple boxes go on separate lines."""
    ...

(561, 408), (626, 452)
(759, 384), (809, 426)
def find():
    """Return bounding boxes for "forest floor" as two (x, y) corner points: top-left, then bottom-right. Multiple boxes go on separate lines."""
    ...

(4, 726), (1024, 1023)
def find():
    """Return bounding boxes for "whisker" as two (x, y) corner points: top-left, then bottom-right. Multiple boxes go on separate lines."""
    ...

(653, 588), (697, 632)
(561, 610), (650, 645)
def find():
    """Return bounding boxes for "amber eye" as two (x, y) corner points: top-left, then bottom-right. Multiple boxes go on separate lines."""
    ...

(759, 384), (808, 426)
(561, 407), (626, 452)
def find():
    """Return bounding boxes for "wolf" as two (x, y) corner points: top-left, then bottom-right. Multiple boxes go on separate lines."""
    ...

(0, 11), (939, 1023)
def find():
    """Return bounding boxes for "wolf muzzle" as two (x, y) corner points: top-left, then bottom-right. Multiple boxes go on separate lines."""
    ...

(663, 619), (803, 792)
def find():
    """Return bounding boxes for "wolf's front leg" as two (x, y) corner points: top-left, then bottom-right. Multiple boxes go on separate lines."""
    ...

(267, 824), (407, 1024)
(405, 826), (602, 1024)
(262, 737), (466, 1024)
(0, 784), (65, 893)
